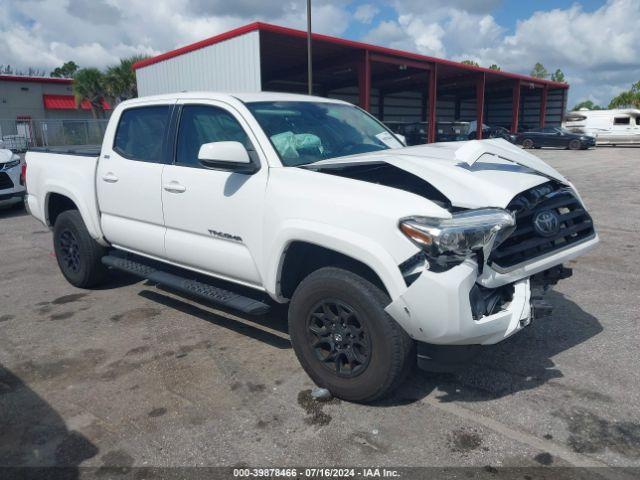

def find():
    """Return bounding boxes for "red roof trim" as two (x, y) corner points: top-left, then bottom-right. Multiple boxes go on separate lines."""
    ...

(43, 94), (111, 111)
(0, 74), (72, 84)
(132, 21), (568, 89)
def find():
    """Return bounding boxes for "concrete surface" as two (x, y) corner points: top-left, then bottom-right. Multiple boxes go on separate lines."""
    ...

(0, 147), (639, 473)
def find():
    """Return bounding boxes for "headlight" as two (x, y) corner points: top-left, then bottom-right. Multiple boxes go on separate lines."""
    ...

(399, 209), (516, 268)
(2, 154), (21, 170)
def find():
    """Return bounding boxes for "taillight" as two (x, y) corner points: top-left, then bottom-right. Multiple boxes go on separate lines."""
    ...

(20, 162), (26, 187)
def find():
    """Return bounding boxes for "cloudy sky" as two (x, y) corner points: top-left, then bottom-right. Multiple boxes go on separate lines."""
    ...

(1, 0), (638, 107)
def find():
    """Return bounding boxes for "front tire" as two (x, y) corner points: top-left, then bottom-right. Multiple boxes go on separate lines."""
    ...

(522, 138), (534, 149)
(288, 267), (414, 402)
(53, 210), (108, 288)
(568, 139), (581, 150)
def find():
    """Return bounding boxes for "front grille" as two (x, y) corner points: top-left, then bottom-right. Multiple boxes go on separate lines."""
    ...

(490, 181), (594, 269)
(0, 172), (14, 190)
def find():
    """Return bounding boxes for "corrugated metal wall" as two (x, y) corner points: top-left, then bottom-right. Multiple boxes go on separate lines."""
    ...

(136, 31), (262, 97)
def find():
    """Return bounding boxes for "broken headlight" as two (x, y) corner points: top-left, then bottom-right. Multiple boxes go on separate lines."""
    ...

(399, 209), (516, 269)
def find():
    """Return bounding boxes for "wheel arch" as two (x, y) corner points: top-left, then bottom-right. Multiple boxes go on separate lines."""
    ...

(43, 185), (106, 245)
(266, 222), (409, 303)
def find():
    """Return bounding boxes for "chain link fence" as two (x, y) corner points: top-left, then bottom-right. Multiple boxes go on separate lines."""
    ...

(0, 118), (108, 151)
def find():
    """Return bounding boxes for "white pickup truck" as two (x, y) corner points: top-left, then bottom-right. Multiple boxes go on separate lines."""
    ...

(26, 92), (598, 401)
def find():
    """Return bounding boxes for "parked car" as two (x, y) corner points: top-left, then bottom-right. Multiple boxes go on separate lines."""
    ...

(0, 144), (26, 209)
(563, 108), (640, 145)
(517, 126), (596, 150)
(386, 121), (470, 145)
(467, 122), (517, 143)
(26, 93), (598, 402)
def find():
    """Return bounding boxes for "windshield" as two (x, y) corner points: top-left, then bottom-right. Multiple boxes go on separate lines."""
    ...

(245, 101), (403, 166)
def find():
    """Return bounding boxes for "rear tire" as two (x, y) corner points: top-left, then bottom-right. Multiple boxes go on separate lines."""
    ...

(53, 210), (108, 288)
(288, 267), (414, 403)
(522, 138), (534, 149)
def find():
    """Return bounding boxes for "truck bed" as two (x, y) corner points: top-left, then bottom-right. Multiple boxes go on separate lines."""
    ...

(29, 146), (102, 157)
(25, 149), (104, 242)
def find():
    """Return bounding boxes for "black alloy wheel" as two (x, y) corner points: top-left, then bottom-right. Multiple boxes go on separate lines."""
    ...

(57, 229), (82, 274)
(53, 210), (108, 288)
(307, 299), (371, 378)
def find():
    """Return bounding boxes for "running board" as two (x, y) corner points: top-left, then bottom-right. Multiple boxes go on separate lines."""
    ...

(101, 255), (270, 315)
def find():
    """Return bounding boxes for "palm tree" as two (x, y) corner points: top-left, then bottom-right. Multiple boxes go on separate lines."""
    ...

(104, 55), (149, 104)
(609, 81), (640, 109)
(72, 68), (107, 118)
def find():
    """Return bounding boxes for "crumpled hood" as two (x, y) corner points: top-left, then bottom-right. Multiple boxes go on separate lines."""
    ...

(309, 138), (568, 209)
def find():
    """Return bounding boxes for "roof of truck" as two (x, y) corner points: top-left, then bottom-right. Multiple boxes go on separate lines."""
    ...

(125, 91), (349, 106)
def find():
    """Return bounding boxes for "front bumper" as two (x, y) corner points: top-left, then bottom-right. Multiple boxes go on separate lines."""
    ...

(385, 234), (599, 346)
(0, 189), (25, 206)
(386, 261), (532, 345)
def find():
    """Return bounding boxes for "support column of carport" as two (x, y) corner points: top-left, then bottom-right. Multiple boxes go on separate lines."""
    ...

(511, 80), (521, 133)
(476, 73), (486, 140)
(358, 50), (371, 112)
(427, 65), (438, 143)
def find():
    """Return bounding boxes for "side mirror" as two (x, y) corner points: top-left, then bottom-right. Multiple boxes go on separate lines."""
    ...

(197, 141), (257, 173)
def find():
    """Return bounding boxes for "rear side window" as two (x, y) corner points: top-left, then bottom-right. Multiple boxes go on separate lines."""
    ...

(113, 106), (170, 162)
(613, 116), (630, 125)
(175, 105), (251, 167)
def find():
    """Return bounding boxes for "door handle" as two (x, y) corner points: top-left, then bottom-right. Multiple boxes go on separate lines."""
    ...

(163, 182), (186, 193)
(102, 173), (119, 183)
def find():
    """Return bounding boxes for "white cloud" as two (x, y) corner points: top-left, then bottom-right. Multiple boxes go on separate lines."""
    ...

(0, 0), (351, 72)
(364, 0), (640, 107)
(354, 4), (380, 24)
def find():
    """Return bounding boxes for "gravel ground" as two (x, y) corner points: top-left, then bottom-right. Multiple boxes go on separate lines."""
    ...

(0, 146), (638, 476)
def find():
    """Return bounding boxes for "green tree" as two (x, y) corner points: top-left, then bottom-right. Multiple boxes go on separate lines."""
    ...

(530, 62), (549, 79)
(551, 68), (566, 83)
(72, 68), (107, 118)
(51, 61), (79, 78)
(608, 81), (640, 109)
(461, 59), (480, 67)
(572, 100), (603, 111)
(488, 64), (501, 71)
(103, 55), (149, 104)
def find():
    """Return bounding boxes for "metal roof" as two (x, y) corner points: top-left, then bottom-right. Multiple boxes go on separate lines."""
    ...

(0, 75), (72, 84)
(133, 21), (568, 89)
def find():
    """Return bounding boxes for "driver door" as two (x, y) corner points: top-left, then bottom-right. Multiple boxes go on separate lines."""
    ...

(161, 101), (267, 287)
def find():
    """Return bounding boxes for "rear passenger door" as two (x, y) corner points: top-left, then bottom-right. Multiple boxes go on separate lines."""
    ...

(161, 101), (267, 287)
(97, 103), (172, 258)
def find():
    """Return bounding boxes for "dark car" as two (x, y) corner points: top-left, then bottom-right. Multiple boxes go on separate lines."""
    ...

(517, 126), (596, 150)
(467, 124), (518, 143)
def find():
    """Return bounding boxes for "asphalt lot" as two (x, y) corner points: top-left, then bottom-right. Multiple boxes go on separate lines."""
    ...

(1, 147), (639, 474)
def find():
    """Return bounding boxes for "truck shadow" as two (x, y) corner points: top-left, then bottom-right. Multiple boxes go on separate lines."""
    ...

(0, 363), (98, 476)
(138, 289), (291, 350)
(0, 205), (28, 219)
(379, 290), (604, 406)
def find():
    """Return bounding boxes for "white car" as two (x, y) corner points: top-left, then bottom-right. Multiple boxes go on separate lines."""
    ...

(0, 145), (26, 209)
(25, 92), (598, 401)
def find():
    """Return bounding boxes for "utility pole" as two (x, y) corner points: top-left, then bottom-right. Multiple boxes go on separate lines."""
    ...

(307, 0), (313, 95)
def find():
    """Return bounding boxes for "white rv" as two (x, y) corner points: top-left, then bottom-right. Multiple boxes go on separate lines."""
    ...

(563, 108), (640, 145)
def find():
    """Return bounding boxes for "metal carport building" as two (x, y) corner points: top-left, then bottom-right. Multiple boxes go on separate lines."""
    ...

(133, 22), (568, 143)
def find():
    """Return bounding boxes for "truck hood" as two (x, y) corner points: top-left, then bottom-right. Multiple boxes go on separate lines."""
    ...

(306, 138), (568, 209)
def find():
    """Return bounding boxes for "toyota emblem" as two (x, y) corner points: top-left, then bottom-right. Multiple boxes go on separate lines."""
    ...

(533, 209), (560, 237)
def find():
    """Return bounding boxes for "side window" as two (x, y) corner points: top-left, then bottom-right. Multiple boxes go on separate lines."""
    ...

(176, 105), (251, 167)
(113, 106), (170, 162)
(613, 116), (630, 125)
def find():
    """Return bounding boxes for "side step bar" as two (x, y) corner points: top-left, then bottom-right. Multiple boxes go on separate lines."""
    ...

(102, 255), (270, 315)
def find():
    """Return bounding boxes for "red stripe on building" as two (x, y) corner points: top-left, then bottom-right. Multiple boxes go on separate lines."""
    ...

(43, 94), (111, 110)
